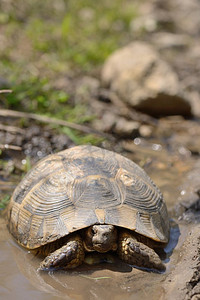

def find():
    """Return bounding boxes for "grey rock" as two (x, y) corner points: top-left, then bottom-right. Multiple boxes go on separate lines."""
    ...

(101, 41), (191, 116)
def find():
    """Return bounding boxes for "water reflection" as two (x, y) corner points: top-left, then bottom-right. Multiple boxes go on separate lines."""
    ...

(11, 239), (165, 300)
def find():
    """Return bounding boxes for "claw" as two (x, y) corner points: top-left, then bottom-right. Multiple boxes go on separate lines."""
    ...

(38, 237), (85, 270)
(118, 231), (166, 272)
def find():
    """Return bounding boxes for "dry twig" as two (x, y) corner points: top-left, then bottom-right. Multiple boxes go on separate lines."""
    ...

(0, 109), (115, 140)
(0, 144), (22, 151)
(0, 123), (25, 134)
(0, 90), (12, 94)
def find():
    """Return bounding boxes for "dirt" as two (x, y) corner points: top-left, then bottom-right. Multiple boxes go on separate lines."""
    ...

(0, 124), (74, 161)
(163, 224), (200, 300)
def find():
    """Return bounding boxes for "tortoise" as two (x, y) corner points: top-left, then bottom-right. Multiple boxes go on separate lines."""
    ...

(7, 145), (170, 272)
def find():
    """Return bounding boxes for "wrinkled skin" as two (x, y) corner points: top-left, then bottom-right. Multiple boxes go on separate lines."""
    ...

(83, 225), (118, 253)
(39, 225), (165, 272)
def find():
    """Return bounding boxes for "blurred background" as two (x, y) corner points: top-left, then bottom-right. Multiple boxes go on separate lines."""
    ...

(0, 0), (136, 113)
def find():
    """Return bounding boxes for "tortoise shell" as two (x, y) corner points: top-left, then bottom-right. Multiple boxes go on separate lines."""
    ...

(7, 145), (170, 249)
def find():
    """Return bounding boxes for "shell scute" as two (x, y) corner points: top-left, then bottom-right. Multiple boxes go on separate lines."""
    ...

(7, 145), (170, 249)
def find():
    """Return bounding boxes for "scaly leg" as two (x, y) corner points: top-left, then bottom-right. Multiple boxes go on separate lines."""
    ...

(39, 234), (85, 271)
(117, 230), (165, 272)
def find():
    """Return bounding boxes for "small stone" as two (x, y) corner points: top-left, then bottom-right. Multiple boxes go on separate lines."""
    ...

(114, 118), (140, 137)
(93, 111), (116, 132)
(139, 125), (153, 138)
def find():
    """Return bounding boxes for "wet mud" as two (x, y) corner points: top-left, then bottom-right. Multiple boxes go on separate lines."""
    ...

(1, 138), (200, 300)
(0, 217), (177, 300)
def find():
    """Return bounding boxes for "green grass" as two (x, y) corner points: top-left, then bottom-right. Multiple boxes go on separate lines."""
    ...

(4, 76), (69, 111)
(0, 0), (137, 80)
(0, 195), (10, 210)
(0, 0), (137, 144)
(1, 0), (137, 74)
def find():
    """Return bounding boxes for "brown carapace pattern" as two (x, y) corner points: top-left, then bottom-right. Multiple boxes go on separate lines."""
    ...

(7, 145), (170, 250)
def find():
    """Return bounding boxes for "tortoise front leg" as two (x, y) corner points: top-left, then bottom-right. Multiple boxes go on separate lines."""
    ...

(39, 234), (85, 271)
(117, 230), (165, 272)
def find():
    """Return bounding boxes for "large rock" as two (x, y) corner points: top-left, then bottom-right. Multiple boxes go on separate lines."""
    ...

(101, 42), (191, 116)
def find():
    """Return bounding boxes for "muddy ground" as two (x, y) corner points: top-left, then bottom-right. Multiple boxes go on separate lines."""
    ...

(1, 124), (200, 300)
(1, 0), (200, 299)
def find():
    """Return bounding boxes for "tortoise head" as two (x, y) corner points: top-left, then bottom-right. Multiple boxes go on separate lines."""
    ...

(83, 225), (118, 253)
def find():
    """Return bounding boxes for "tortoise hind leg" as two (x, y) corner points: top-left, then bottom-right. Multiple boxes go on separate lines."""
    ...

(39, 234), (85, 271)
(117, 230), (165, 272)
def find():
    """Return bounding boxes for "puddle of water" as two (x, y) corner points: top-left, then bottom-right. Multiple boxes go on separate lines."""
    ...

(0, 147), (196, 300)
(1, 216), (165, 300)
(0, 218), (56, 300)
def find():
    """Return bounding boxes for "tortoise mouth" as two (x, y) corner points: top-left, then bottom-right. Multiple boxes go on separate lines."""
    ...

(93, 243), (117, 253)
(93, 243), (110, 253)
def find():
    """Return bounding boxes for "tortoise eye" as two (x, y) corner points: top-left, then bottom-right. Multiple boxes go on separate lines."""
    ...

(91, 228), (95, 235)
